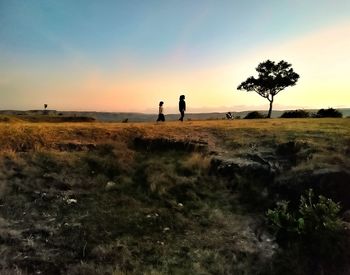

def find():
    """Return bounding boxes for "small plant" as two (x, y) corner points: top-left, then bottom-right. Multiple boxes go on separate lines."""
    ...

(280, 109), (310, 118)
(266, 200), (298, 236)
(316, 108), (342, 118)
(267, 189), (343, 241)
(244, 111), (265, 119)
(298, 189), (343, 234)
(267, 189), (346, 272)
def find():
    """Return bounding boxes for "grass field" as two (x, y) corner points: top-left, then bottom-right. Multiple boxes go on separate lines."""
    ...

(0, 118), (349, 274)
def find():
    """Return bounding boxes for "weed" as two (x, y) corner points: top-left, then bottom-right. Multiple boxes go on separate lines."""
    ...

(267, 189), (347, 273)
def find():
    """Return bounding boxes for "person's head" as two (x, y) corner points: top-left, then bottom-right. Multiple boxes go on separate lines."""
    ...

(180, 95), (185, 100)
(159, 101), (164, 106)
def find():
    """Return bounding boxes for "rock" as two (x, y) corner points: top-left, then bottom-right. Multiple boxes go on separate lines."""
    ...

(133, 137), (207, 152)
(210, 156), (274, 182)
(231, 225), (277, 264)
(66, 199), (77, 204)
(55, 142), (96, 152)
(105, 181), (117, 190)
(274, 168), (350, 208)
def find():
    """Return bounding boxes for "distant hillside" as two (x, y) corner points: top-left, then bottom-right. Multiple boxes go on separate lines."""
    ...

(80, 108), (350, 121)
(1, 108), (349, 122)
(0, 110), (96, 123)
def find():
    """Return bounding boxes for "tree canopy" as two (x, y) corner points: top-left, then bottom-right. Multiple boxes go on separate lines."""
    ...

(237, 60), (299, 118)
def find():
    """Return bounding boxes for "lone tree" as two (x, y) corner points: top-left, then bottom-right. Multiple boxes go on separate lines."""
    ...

(237, 60), (299, 118)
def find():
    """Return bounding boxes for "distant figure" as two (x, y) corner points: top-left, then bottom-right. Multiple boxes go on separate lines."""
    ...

(178, 95), (186, 121)
(43, 104), (48, 115)
(226, 112), (233, 119)
(157, 101), (165, 122)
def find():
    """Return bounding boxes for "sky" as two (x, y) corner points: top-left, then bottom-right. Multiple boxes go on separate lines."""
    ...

(0, 0), (349, 113)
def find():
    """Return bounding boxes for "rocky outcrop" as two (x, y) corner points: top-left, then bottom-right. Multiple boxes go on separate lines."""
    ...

(274, 167), (350, 208)
(134, 137), (208, 152)
(275, 141), (314, 169)
(210, 139), (349, 212)
(54, 142), (96, 152)
(210, 156), (274, 182)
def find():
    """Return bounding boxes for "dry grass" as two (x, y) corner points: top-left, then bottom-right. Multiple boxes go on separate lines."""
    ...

(182, 153), (211, 172)
(0, 118), (349, 274)
(1, 118), (349, 154)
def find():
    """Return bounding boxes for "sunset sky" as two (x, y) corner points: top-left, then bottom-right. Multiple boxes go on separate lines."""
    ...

(1, 0), (349, 113)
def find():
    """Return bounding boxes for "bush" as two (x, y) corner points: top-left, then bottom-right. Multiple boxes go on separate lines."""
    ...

(244, 111), (265, 119)
(267, 189), (343, 241)
(267, 189), (346, 272)
(280, 109), (310, 118)
(316, 108), (343, 118)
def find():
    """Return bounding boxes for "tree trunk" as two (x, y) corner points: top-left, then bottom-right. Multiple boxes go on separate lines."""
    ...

(267, 98), (273, 118)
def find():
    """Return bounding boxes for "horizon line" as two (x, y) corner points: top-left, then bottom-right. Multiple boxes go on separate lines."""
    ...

(1, 107), (350, 115)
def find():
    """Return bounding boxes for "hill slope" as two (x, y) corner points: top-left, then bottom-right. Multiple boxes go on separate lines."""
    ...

(0, 119), (349, 274)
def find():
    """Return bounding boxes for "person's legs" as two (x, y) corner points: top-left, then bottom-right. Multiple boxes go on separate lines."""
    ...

(157, 114), (165, 122)
(179, 111), (184, 121)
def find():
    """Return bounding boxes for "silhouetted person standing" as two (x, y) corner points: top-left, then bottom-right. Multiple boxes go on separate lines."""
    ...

(157, 101), (165, 122)
(178, 95), (186, 121)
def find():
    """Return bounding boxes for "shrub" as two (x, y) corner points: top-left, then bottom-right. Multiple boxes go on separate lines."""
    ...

(0, 116), (11, 122)
(267, 189), (343, 240)
(316, 108), (343, 118)
(280, 109), (310, 118)
(267, 189), (346, 272)
(244, 111), (265, 119)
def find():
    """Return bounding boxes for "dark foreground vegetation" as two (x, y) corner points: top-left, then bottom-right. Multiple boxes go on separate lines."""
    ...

(0, 119), (349, 274)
